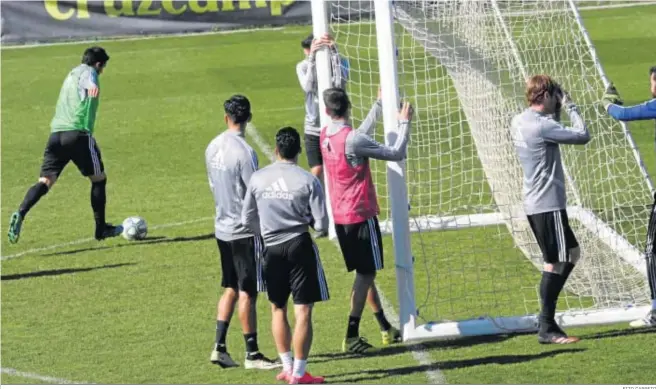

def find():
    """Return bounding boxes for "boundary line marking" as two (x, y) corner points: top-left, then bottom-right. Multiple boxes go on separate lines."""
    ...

(1, 217), (212, 261)
(2, 125), (445, 384)
(246, 123), (446, 385)
(0, 367), (92, 384)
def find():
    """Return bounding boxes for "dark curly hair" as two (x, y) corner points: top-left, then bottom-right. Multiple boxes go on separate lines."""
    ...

(323, 87), (351, 118)
(82, 46), (110, 67)
(224, 95), (252, 125)
(275, 127), (301, 160)
(301, 34), (313, 49)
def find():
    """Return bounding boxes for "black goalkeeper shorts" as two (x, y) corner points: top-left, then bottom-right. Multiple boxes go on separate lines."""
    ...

(40, 130), (104, 178)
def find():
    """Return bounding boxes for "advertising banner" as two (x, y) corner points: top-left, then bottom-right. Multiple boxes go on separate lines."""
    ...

(1, 1), (368, 45)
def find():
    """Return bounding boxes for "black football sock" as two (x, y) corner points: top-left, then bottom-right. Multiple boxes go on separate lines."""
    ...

(374, 310), (392, 331)
(346, 316), (361, 339)
(215, 320), (229, 352)
(244, 333), (260, 355)
(18, 182), (49, 218)
(539, 271), (566, 333)
(91, 179), (107, 228)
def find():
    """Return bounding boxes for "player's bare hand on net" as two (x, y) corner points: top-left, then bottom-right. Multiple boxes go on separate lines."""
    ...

(398, 102), (414, 122)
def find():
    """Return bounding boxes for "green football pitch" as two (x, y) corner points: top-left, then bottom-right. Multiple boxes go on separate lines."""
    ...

(2, 5), (656, 385)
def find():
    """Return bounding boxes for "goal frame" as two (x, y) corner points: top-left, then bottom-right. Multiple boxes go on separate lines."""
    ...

(313, 0), (654, 342)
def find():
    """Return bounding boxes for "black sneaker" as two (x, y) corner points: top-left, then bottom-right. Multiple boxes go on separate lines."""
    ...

(538, 323), (579, 344)
(95, 223), (124, 241)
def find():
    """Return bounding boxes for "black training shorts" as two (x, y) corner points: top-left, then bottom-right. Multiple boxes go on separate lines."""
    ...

(335, 217), (384, 275)
(527, 209), (579, 264)
(304, 133), (322, 168)
(40, 130), (104, 178)
(264, 233), (329, 308)
(217, 236), (264, 297)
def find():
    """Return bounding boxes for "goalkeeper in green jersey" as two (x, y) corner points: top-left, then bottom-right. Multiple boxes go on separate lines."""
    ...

(7, 47), (123, 244)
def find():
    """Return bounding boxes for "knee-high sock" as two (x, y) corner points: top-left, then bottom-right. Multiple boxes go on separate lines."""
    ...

(19, 182), (49, 218)
(539, 271), (566, 327)
(91, 179), (107, 227)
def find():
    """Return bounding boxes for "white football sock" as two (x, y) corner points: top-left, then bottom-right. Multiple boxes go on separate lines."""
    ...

(292, 359), (307, 378)
(279, 351), (293, 373)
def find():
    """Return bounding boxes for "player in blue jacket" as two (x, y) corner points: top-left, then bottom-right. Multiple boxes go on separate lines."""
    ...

(602, 66), (656, 328)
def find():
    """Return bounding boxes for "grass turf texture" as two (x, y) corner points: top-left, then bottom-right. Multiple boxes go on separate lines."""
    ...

(2, 5), (656, 385)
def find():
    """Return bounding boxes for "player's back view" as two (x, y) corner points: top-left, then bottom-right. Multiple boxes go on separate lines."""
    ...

(242, 127), (329, 384)
(8, 47), (123, 244)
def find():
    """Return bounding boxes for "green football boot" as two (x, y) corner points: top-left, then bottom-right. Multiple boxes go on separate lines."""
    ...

(8, 212), (24, 244)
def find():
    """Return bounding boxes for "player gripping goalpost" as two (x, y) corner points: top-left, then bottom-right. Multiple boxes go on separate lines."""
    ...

(315, 0), (655, 341)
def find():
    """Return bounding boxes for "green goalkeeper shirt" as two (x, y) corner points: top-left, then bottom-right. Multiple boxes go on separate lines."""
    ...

(50, 64), (101, 134)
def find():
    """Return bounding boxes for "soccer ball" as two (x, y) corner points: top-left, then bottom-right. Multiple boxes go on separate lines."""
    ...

(121, 216), (148, 241)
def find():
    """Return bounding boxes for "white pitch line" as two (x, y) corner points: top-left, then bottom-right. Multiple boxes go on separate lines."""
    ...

(246, 123), (445, 385)
(246, 123), (277, 161)
(0, 367), (92, 384)
(377, 289), (446, 384)
(1, 217), (212, 261)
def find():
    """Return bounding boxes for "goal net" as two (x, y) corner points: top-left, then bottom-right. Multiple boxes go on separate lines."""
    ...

(324, 0), (653, 339)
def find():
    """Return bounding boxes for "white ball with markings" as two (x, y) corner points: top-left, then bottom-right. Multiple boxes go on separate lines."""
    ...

(122, 216), (148, 241)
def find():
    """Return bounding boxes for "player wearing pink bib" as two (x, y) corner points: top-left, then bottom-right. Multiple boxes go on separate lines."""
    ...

(320, 87), (413, 353)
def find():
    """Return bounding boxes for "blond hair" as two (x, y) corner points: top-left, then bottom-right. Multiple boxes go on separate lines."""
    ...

(525, 74), (561, 106)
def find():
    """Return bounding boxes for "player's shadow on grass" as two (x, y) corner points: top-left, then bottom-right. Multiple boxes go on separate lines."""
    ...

(580, 326), (656, 340)
(0, 262), (135, 282)
(41, 234), (215, 257)
(323, 348), (585, 384)
(313, 334), (516, 363)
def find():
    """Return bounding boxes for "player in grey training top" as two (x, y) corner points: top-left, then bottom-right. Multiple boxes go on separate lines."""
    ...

(511, 75), (590, 345)
(296, 33), (346, 183)
(205, 95), (279, 370)
(512, 89), (590, 216)
(241, 133), (328, 245)
(241, 127), (329, 384)
(323, 88), (410, 164)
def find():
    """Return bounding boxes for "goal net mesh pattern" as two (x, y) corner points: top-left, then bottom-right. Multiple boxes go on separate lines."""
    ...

(328, 0), (651, 324)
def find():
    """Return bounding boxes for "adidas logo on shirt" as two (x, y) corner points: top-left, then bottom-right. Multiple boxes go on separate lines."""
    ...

(262, 177), (295, 200)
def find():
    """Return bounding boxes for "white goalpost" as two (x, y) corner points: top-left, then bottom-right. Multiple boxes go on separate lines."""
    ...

(312, 0), (654, 341)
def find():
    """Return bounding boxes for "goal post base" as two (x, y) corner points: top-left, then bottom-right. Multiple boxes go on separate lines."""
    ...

(402, 305), (652, 342)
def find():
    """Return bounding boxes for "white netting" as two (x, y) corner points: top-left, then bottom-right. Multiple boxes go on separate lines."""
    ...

(328, 0), (652, 324)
